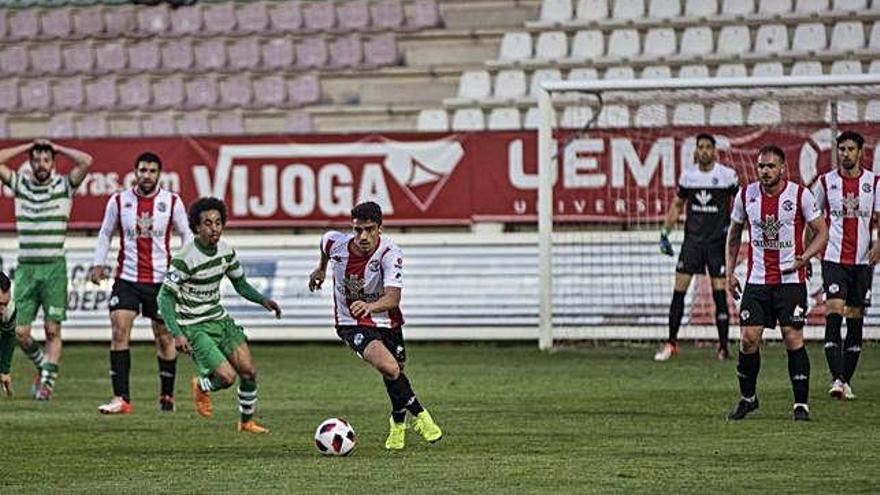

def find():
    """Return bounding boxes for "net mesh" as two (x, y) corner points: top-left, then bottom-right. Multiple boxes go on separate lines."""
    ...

(542, 82), (880, 343)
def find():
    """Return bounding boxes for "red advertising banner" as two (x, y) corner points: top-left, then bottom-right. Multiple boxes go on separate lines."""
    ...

(1, 125), (878, 229)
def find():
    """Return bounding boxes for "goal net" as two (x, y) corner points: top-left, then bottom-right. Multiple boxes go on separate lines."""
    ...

(536, 74), (880, 350)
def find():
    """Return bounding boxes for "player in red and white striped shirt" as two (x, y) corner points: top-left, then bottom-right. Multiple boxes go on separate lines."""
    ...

(88, 152), (192, 414)
(725, 145), (828, 421)
(308, 201), (442, 450)
(812, 131), (880, 401)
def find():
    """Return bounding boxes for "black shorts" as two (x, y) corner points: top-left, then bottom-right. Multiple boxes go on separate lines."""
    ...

(822, 261), (873, 308)
(739, 284), (807, 329)
(676, 241), (726, 277)
(109, 279), (163, 322)
(337, 325), (406, 364)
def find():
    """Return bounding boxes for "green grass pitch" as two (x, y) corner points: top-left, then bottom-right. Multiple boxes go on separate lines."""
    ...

(0, 342), (877, 493)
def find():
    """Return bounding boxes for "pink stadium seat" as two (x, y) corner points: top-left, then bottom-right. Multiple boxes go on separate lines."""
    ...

(31, 43), (64, 76)
(137, 4), (170, 37)
(269, 1), (303, 32)
(194, 39), (228, 71)
(105, 6), (137, 39)
(152, 75), (185, 110)
(409, 0), (442, 29)
(303, 2), (337, 31)
(0, 115), (7, 139)
(289, 74), (321, 106)
(252, 75), (287, 108)
(142, 112), (177, 136)
(10, 9), (39, 41)
(228, 38), (261, 71)
(0, 79), (19, 113)
(1, 46), (28, 75)
(364, 33), (399, 66)
(20, 79), (51, 112)
(128, 40), (160, 73)
(73, 6), (105, 38)
(237, 2), (270, 34)
(296, 37), (328, 69)
(95, 41), (127, 73)
(219, 74), (253, 108)
(0, 11), (7, 41)
(261, 38), (295, 70)
(185, 76), (219, 109)
(371, 0), (404, 30)
(52, 77), (85, 111)
(119, 75), (151, 109)
(170, 5), (203, 36)
(85, 75), (117, 110)
(180, 111), (209, 135)
(41, 8), (73, 40)
(285, 111), (314, 133)
(337, 0), (371, 31)
(211, 112), (246, 135)
(329, 33), (364, 68)
(48, 114), (75, 138)
(161, 39), (194, 72)
(203, 3), (237, 36)
(77, 113), (108, 138)
(62, 44), (95, 75)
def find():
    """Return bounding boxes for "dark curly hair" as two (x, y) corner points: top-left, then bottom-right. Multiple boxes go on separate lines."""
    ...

(351, 201), (383, 225)
(188, 197), (227, 234)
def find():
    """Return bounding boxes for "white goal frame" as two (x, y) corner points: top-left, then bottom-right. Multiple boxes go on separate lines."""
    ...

(536, 74), (880, 350)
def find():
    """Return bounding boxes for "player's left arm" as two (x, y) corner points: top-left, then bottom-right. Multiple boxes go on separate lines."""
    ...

(226, 253), (281, 318)
(47, 140), (94, 189)
(871, 212), (880, 265)
(788, 189), (828, 272)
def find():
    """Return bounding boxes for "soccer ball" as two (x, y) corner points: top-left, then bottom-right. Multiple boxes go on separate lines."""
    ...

(314, 418), (357, 456)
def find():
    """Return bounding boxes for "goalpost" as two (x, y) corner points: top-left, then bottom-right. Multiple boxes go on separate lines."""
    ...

(536, 74), (880, 350)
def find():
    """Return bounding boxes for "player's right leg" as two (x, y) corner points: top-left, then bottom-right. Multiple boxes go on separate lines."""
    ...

(13, 264), (46, 396)
(187, 323), (238, 418)
(655, 271), (692, 361)
(728, 285), (767, 421)
(778, 284), (811, 421)
(708, 242), (731, 360)
(225, 338), (268, 434)
(98, 306), (137, 415)
(821, 261), (847, 398)
(36, 259), (68, 400)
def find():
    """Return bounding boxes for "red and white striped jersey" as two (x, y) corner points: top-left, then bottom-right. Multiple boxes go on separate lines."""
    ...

(321, 231), (404, 328)
(93, 188), (192, 284)
(812, 169), (880, 265)
(731, 181), (821, 285)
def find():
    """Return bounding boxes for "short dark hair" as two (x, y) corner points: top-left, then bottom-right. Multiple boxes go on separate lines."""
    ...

(836, 130), (865, 150)
(351, 201), (383, 225)
(135, 152), (162, 170)
(695, 133), (716, 147)
(0, 272), (9, 292)
(188, 197), (227, 234)
(29, 143), (55, 161)
(758, 144), (785, 163)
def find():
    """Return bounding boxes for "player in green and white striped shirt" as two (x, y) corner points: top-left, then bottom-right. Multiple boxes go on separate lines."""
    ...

(0, 140), (93, 400)
(157, 197), (281, 433)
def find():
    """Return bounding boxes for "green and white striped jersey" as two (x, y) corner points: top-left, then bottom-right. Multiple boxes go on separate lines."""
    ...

(161, 239), (244, 327)
(11, 170), (74, 263)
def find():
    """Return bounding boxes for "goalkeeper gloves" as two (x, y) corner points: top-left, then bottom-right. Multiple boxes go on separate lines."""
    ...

(659, 227), (674, 257)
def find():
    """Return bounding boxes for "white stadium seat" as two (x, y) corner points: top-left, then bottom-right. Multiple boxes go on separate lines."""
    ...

(792, 23), (827, 52)
(612, 0), (645, 19)
(570, 30), (605, 59)
(870, 60), (880, 74)
(535, 31), (568, 60)
(833, 0), (866, 11)
(869, 22), (880, 50)
(717, 26), (751, 55)
(752, 62), (784, 77)
(649, 0), (681, 18)
(560, 105), (595, 128)
(831, 21), (865, 50)
(755, 24), (789, 54)
(709, 102), (744, 125)
(634, 104), (668, 126)
(540, 0), (573, 22)
(488, 107), (521, 130)
(494, 69), (527, 99)
(451, 108), (485, 130)
(790, 61), (824, 75)
(680, 27), (713, 55)
(825, 101), (859, 123)
(576, 0), (609, 20)
(864, 100), (880, 122)
(747, 100), (781, 124)
(644, 28), (677, 57)
(679, 64), (709, 78)
(523, 106), (542, 129)
(759, 0), (791, 13)
(795, 0), (829, 12)
(722, 0), (754, 15)
(417, 109), (449, 131)
(608, 29), (641, 58)
(641, 65), (673, 79)
(457, 70), (492, 99)
(597, 104), (630, 128)
(716, 63), (748, 77)
(685, 0), (717, 16)
(529, 69), (563, 96)
(672, 103), (706, 125)
(830, 60), (862, 74)
(604, 66), (635, 80)
(568, 67), (599, 80)
(498, 32), (532, 62)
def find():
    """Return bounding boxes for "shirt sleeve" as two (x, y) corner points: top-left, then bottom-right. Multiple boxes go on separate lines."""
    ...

(225, 249), (245, 279)
(382, 244), (404, 289)
(801, 187), (822, 223)
(676, 171), (688, 200)
(171, 195), (194, 247)
(730, 188), (746, 224)
(162, 258), (190, 295)
(874, 176), (880, 213)
(321, 231), (344, 256)
(92, 194), (119, 266)
(812, 178), (826, 214)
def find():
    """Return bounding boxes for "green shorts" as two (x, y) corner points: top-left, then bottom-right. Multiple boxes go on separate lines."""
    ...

(184, 316), (248, 377)
(14, 259), (68, 325)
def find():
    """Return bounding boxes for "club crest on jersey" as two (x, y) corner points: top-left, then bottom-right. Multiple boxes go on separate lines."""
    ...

(740, 309), (750, 320)
(157, 202), (167, 213)
(368, 260), (381, 272)
(782, 200), (794, 212)
(863, 183), (872, 193)
(828, 283), (840, 294)
(353, 333), (364, 347)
